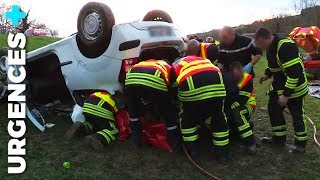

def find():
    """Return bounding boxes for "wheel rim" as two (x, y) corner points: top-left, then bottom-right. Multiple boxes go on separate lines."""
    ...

(83, 12), (102, 41)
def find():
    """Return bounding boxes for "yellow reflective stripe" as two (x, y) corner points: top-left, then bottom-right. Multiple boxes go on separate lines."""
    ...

(102, 129), (116, 141)
(83, 121), (93, 131)
(84, 103), (114, 116)
(179, 84), (225, 96)
(241, 130), (253, 138)
(239, 91), (251, 97)
(181, 127), (198, 134)
(125, 79), (168, 91)
(213, 139), (229, 146)
(126, 73), (166, 86)
(238, 123), (251, 131)
(231, 102), (240, 109)
(245, 104), (254, 116)
(276, 39), (295, 62)
(294, 135), (307, 141)
(272, 125), (286, 131)
(154, 70), (161, 77)
(291, 88), (308, 98)
(295, 131), (307, 136)
(247, 96), (256, 107)
(183, 134), (199, 142)
(282, 57), (301, 69)
(273, 131), (286, 136)
(97, 131), (111, 143)
(212, 130), (229, 138)
(179, 91), (226, 101)
(177, 64), (216, 83)
(83, 108), (114, 120)
(93, 92), (118, 113)
(97, 99), (104, 108)
(179, 59), (212, 73)
(187, 77), (195, 90)
(136, 61), (169, 80)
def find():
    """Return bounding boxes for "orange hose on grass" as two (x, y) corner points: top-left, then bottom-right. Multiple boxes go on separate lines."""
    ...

(182, 145), (222, 180)
(306, 115), (320, 148)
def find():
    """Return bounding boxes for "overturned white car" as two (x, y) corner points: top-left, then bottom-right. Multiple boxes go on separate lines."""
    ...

(0, 2), (186, 131)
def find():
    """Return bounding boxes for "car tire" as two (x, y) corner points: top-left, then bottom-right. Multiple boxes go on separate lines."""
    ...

(143, 10), (173, 23)
(77, 2), (115, 58)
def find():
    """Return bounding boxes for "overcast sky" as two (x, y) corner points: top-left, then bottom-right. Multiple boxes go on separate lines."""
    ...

(2, 0), (295, 37)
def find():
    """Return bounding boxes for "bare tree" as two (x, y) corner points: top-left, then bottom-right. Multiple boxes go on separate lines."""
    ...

(292, 0), (320, 13)
(18, 9), (34, 33)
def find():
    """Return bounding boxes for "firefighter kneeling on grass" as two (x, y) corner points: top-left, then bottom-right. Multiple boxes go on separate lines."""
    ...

(223, 62), (257, 154)
(65, 92), (119, 151)
(125, 54), (181, 152)
(172, 43), (229, 163)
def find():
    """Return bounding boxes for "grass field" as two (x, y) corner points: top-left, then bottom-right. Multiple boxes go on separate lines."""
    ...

(0, 34), (320, 179)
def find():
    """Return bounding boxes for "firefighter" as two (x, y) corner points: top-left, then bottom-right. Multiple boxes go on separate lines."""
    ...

(65, 91), (119, 151)
(124, 54), (181, 152)
(188, 39), (219, 65)
(218, 26), (262, 75)
(255, 28), (308, 153)
(173, 44), (229, 162)
(223, 61), (257, 154)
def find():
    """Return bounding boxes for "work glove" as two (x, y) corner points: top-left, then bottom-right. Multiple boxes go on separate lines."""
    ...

(243, 63), (253, 73)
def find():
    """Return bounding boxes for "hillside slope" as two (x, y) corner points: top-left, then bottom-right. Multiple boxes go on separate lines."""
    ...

(193, 6), (320, 39)
(0, 34), (60, 52)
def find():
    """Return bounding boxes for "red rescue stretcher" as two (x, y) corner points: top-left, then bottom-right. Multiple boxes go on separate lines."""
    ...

(289, 26), (320, 69)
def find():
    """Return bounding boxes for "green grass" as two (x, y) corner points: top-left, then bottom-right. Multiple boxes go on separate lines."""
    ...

(0, 34), (61, 51)
(0, 36), (320, 179)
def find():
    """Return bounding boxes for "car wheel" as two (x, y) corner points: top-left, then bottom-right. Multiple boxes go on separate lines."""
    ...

(77, 2), (115, 58)
(143, 10), (173, 23)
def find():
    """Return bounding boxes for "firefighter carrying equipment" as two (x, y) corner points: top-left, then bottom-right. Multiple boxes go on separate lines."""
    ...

(173, 56), (226, 102)
(82, 92), (119, 145)
(125, 59), (172, 92)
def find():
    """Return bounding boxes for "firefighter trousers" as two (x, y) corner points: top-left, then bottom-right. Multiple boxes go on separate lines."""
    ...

(228, 104), (255, 146)
(126, 85), (180, 147)
(79, 114), (119, 146)
(180, 98), (229, 151)
(268, 93), (307, 148)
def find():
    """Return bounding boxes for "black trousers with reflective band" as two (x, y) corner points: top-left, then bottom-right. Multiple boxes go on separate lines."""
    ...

(227, 105), (255, 146)
(180, 98), (229, 149)
(80, 114), (119, 146)
(268, 92), (307, 147)
(125, 85), (178, 129)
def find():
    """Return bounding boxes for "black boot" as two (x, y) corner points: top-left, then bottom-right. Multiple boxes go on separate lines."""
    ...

(65, 122), (87, 140)
(83, 134), (104, 151)
(167, 128), (182, 153)
(261, 136), (285, 147)
(287, 144), (306, 154)
(214, 147), (231, 164)
(185, 141), (200, 160)
(129, 120), (142, 147)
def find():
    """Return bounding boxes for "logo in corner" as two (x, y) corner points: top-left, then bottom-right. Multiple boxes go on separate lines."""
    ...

(5, 5), (26, 27)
